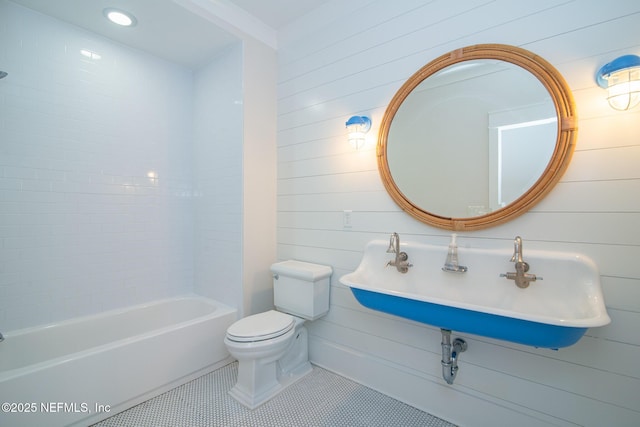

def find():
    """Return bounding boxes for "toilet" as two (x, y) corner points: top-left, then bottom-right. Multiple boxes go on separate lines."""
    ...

(224, 260), (332, 409)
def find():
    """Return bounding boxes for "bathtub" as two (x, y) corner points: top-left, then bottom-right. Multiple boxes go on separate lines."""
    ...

(0, 295), (237, 427)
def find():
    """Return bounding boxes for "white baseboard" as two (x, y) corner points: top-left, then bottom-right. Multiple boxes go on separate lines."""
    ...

(309, 335), (566, 427)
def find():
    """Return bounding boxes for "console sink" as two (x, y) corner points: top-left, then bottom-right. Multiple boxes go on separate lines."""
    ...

(340, 239), (611, 348)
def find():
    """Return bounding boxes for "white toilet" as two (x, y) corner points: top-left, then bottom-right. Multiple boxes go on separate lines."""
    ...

(224, 260), (332, 409)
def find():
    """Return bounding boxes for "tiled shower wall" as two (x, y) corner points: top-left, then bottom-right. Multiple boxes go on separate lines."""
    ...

(0, 1), (196, 330)
(193, 43), (243, 309)
(276, 0), (640, 426)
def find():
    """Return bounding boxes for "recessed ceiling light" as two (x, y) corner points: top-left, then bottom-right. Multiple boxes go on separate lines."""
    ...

(103, 8), (137, 27)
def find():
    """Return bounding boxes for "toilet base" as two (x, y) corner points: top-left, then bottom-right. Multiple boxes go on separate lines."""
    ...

(229, 358), (312, 409)
(228, 324), (312, 409)
(228, 366), (280, 409)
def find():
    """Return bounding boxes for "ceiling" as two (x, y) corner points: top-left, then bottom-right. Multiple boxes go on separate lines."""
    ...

(9, 0), (329, 69)
(231, 0), (328, 29)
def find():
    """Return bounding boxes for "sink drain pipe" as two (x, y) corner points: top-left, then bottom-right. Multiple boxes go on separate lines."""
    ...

(440, 329), (467, 384)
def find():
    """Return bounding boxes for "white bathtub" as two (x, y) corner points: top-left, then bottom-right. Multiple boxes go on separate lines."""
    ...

(0, 295), (237, 427)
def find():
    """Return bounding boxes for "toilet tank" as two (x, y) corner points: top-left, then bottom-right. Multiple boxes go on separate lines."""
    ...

(271, 260), (333, 320)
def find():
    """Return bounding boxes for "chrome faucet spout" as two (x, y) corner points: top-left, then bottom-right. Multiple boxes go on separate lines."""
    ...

(385, 232), (412, 273)
(501, 236), (541, 288)
(387, 232), (399, 254)
(511, 236), (523, 263)
(442, 233), (467, 273)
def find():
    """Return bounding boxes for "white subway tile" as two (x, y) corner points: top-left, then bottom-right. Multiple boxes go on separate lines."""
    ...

(0, 2), (198, 331)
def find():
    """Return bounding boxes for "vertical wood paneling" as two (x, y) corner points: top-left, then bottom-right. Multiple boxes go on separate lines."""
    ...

(277, 1), (640, 426)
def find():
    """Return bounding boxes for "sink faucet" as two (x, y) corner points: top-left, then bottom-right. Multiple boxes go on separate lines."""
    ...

(386, 232), (412, 273)
(500, 236), (541, 288)
(442, 233), (467, 273)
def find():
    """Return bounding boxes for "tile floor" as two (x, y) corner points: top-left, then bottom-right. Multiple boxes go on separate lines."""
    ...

(93, 362), (457, 427)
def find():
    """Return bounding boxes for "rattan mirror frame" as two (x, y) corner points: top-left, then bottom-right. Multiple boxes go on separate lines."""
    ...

(377, 44), (577, 231)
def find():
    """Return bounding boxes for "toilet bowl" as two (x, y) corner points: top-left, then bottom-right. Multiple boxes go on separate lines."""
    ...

(224, 260), (332, 409)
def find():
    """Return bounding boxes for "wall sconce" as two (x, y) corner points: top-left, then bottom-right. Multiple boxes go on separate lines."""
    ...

(596, 54), (640, 110)
(345, 115), (372, 149)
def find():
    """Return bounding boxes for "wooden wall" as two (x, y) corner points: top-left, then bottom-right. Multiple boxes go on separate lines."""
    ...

(276, 1), (640, 425)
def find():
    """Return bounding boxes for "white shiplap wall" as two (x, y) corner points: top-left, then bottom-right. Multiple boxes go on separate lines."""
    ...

(276, 1), (640, 426)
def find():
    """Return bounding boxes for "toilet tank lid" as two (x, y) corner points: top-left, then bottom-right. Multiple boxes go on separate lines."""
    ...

(271, 260), (332, 281)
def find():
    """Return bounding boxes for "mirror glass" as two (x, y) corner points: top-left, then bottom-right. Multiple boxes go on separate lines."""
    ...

(378, 44), (577, 230)
(387, 60), (557, 218)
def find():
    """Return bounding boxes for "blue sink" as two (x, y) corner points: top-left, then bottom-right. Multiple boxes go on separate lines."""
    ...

(340, 239), (610, 348)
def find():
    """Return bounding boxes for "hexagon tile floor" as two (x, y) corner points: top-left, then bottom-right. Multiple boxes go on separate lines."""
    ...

(93, 362), (457, 427)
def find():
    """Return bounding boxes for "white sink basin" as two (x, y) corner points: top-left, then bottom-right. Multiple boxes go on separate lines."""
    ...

(340, 239), (611, 348)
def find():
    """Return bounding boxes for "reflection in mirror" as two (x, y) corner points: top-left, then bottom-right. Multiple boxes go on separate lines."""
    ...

(387, 60), (557, 218)
(378, 44), (577, 230)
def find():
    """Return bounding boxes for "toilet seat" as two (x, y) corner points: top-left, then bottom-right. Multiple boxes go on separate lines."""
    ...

(226, 310), (295, 343)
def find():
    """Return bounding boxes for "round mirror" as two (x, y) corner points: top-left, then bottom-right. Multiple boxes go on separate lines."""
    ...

(378, 44), (577, 231)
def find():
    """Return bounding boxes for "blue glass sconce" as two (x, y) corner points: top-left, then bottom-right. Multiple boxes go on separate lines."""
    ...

(346, 116), (372, 149)
(596, 54), (640, 110)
